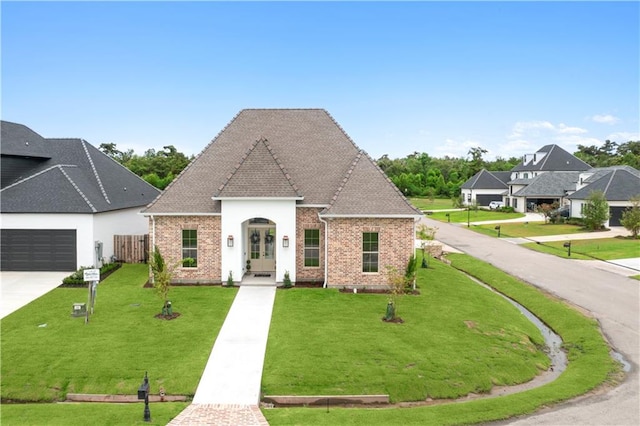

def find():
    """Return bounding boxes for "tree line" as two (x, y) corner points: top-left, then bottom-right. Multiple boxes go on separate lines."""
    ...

(100, 140), (639, 193)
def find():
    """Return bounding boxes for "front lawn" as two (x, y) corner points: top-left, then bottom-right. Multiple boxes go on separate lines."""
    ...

(472, 222), (587, 238)
(262, 259), (548, 403)
(408, 197), (455, 211)
(1, 264), (237, 402)
(263, 255), (617, 425)
(428, 209), (524, 223)
(522, 237), (640, 260)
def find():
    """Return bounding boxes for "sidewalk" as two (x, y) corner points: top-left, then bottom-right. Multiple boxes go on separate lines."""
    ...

(168, 285), (276, 425)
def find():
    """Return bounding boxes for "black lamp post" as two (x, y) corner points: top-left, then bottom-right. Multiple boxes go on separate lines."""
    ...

(563, 241), (572, 257)
(467, 207), (471, 228)
(138, 371), (151, 422)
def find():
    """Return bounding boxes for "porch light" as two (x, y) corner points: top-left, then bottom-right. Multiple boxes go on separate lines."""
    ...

(282, 235), (289, 248)
(227, 235), (234, 247)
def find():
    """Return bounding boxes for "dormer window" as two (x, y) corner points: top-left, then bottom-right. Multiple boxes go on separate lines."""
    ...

(523, 173), (529, 179)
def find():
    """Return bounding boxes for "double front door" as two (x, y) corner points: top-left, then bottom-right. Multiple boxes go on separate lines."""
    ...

(248, 227), (275, 272)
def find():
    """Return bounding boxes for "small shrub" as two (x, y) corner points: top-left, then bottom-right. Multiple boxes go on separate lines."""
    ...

(226, 270), (234, 287)
(283, 271), (292, 288)
(61, 263), (122, 286)
(497, 206), (515, 213)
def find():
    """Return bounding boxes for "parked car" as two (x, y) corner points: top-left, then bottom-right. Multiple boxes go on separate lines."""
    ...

(488, 201), (505, 210)
(550, 205), (570, 218)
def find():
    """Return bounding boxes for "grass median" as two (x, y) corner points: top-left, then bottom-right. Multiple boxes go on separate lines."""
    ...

(522, 237), (640, 260)
(429, 209), (524, 223)
(262, 255), (618, 425)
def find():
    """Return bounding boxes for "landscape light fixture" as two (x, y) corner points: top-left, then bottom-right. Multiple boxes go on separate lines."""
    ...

(227, 235), (234, 247)
(282, 235), (289, 248)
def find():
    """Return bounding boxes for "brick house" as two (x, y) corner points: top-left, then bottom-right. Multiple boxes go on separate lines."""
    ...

(142, 109), (422, 288)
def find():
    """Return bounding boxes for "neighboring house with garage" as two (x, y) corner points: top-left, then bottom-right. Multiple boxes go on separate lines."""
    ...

(567, 166), (640, 227)
(460, 169), (510, 206)
(462, 144), (591, 211)
(0, 121), (160, 271)
(141, 109), (422, 288)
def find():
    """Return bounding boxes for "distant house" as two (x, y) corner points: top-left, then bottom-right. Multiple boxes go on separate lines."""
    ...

(567, 167), (640, 227)
(142, 109), (422, 288)
(0, 121), (160, 271)
(462, 144), (591, 211)
(461, 144), (640, 225)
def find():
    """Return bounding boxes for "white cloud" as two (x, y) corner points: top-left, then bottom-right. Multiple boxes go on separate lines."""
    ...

(590, 114), (620, 125)
(496, 120), (598, 159)
(433, 138), (482, 159)
(607, 131), (640, 142)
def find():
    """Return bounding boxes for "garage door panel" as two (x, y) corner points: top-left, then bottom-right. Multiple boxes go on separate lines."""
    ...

(1, 229), (76, 271)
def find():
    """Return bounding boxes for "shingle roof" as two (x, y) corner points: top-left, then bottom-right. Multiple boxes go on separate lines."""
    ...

(0, 122), (160, 213)
(1, 121), (51, 158)
(322, 151), (422, 216)
(143, 109), (420, 217)
(512, 172), (580, 197)
(461, 169), (509, 190)
(568, 169), (640, 201)
(512, 144), (591, 172)
(215, 138), (302, 199)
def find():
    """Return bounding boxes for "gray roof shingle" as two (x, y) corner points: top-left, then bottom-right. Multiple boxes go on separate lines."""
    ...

(143, 109), (420, 217)
(1, 121), (160, 213)
(568, 169), (640, 201)
(512, 172), (580, 197)
(512, 144), (591, 172)
(461, 169), (509, 190)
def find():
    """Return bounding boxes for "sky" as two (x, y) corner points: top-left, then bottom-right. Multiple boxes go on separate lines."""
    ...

(2, 1), (638, 162)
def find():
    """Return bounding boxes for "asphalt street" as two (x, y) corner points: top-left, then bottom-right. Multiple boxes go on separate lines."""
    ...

(421, 217), (640, 426)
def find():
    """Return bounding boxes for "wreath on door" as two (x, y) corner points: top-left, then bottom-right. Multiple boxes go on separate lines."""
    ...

(265, 229), (274, 244)
(251, 230), (260, 244)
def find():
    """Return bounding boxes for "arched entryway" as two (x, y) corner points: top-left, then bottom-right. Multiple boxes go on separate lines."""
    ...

(246, 218), (276, 274)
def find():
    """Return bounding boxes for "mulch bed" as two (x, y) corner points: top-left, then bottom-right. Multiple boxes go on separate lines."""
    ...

(154, 312), (181, 320)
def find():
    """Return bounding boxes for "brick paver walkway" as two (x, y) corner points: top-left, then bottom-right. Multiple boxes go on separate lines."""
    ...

(167, 403), (269, 426)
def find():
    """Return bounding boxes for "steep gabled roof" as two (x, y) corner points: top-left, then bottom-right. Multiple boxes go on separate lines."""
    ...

(461, 169), (509, 190)
(568, 169), (640, 201)
(321, 151), (422, 217)
(0, 121), (160, 213)
(512, 172), (580, 197)
(512, 144), (591, 172)
(143, 109), (419, 217)
(214, 138), (302, 199)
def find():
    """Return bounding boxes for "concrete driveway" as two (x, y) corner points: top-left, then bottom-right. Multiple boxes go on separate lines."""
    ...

(422, 217), (639, 426)
(0, 271), (71, 319)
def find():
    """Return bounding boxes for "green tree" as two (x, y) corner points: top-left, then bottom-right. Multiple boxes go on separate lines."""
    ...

(468, 146), (488, 175)
(149, 246), (193, 317)
(583, 190), (610, 231)
(620, 196), (640, 238)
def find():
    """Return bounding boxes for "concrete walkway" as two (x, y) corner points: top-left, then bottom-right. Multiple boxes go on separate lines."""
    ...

(169, 285), (276, 425)
(0, 271), (71, 319)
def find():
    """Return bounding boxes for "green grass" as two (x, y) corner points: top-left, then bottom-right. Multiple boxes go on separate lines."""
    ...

(0, 402), (189, 426)
(263, 255), (618, 425)
(263, 260), (548, 403)
(472, 222), (589, 238)
(522, 237), (640, 260)
(408, 197), (455, 210)
(428, 209), (524, 223)
(1, 264), (237, 402)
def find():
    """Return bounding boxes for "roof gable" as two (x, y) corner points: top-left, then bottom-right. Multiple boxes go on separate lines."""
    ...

(461, 169), (509, 190)
(214, 138), (302, 199)
(321, 151), (421, 217)
(512, 144), (591, 172)
(568, 169), (640, 201)
(0, 121), (51, 158)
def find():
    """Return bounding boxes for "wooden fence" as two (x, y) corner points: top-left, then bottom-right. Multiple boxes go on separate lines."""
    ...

(113, 235), (149, 264)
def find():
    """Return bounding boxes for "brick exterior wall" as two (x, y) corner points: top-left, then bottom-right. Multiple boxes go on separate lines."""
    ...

(295, 208), (325, 283)
(150, 215), (222, 284)
(326, 217), (415, 288)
